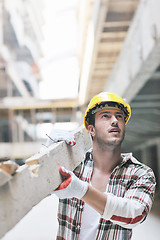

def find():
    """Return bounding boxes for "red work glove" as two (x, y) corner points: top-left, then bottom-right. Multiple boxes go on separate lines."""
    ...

(53, 167), (88, 199)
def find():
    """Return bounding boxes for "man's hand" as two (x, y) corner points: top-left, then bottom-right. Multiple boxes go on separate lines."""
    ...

(53, 167), (88, 199)
(40, 129), (76, 152)
(46, 129), (76, 147)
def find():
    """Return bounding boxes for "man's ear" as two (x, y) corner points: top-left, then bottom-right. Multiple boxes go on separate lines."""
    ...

(88, 125), (95, 138)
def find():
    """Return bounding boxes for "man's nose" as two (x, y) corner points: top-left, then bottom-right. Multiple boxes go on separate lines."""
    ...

(111, 115), (118, 125)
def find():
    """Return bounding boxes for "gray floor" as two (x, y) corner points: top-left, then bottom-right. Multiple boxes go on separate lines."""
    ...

(1, 194), (160, 240)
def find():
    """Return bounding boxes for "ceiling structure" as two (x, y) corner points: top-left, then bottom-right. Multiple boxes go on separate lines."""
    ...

(124, 66), (160, 152)
(78, 0), (140, 106)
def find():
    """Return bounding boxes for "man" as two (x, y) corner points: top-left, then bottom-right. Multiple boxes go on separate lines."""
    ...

(46, 92), (156, 240)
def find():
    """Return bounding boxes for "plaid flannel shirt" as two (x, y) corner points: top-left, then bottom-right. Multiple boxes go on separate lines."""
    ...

(56, 149), (156, 240)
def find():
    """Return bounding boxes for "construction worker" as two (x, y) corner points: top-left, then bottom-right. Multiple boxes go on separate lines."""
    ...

(46, 92), (156, 240)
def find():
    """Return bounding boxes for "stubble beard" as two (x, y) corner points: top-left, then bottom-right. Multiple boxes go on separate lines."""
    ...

(95, 129), (125, 152)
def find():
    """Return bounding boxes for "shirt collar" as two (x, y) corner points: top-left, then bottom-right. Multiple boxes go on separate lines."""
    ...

(85, 148), (93, 161)
(121, 152), (142, 165)
(85, 150), (142, 166)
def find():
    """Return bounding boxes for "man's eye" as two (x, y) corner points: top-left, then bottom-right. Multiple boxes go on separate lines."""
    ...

(116, 114), (123, 119)
(102, 114), (110, 118)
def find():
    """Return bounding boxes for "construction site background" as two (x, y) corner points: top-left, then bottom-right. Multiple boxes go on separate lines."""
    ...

(0, 0), (160, 239)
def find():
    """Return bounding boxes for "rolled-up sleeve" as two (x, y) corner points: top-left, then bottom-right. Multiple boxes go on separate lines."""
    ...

(102, 168), (156, 229)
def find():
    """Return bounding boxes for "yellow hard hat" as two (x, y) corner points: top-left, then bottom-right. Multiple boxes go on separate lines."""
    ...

(84, 92), (131, 130)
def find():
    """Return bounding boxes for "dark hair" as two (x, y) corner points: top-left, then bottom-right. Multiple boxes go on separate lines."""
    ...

(87, 113), (95, 140)
(88, 113), (95, 127)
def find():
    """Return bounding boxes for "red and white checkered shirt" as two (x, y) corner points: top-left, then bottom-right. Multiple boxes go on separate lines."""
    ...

(56, 149), (156, 240)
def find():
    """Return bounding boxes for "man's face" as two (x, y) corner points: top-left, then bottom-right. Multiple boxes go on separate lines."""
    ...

(88, 109), (126, 149)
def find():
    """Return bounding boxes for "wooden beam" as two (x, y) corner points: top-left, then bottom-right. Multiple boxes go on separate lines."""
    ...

(93, 69), (111, 77)
(0, 97), (76, 110)
(101, 31), (127, 39)
(109, 0), (139, 13)
(94, 62), (114, 69)
(103, 21), (131, 28)
(96, 57), (118, 63)
(98, 42), (123, 52)
(97, 51), (120, 58)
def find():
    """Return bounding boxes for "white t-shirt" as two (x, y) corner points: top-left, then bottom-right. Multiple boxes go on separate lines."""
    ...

(79, 202), (101, 240)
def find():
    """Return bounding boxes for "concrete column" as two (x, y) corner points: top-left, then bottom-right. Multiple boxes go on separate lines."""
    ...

(52, 108), (56, 124)
(18, 110), (24, 142)
(71, 107), (77, 122)
(8, 109), (14, 142)
(0, 126), (92, 239)
(30, 108), (36, 140)
(6, 76), (13, 97)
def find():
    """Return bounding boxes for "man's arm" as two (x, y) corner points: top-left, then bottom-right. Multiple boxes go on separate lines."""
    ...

(82, 185), (146, 228)
(82, 185), (107, 215)
(81, 183), (147, 229)
(83, 168), (156, 229)
(54, 166), (156, 229)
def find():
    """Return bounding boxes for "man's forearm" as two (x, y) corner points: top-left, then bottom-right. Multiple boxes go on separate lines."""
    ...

(81, 185), (107, 215)
(81, 184), (146, 229)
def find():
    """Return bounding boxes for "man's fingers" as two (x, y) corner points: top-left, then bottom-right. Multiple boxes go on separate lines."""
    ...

(55, 176), (72, 190)
(66, 138), (76, 146)
(59, 166), (71, 178)
(55, 167), (72, 191)
(45, 129), (76, 147)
